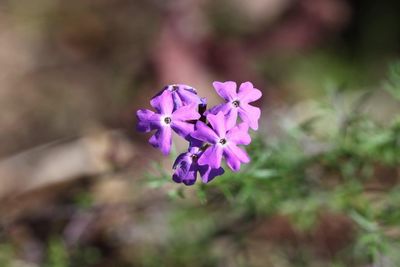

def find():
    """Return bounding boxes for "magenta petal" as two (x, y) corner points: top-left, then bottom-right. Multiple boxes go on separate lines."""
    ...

(239, 103), (261, 130)
(206, 103), (230, 116)
(229, 144), (250, 163)
(223, 144), (250, 171)
(191, 121), (218, 143)
(149, 127), (172, 155)
(213, 81), (238, 101)
(172, 104), (200, 121)
(198, 165), (224, 183)
(238, 82), (262, 103)
(226, 122), (251, 145)
(171, 121), (195, 138)
(148, 134), (158, 147)
(225, 107), (238, 130)
(172, 153), (188, 170)
(173, 168), (197, 185)
(159, 127), (172, 155)
(224, 144), (250, 172)
(206, 112), (226, 137)
(147, 113), (162, 129)
(179, 89), (201, 105)
(172, 153), (197, 185)
(198, 145), (223, 169)
(136, 109), (155, 132)
(150, 90), (174, 115)
(172, 167), (196, 185)
(223, 149), (241, 171)
(172, 92), (184, 108)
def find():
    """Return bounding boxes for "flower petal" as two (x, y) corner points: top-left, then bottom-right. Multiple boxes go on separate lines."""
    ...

(136, 109), (155, 132)
(239, 103), (261, 130)
(229, 144), (250, 163)
(172, 166), (197, 185)
(181, 84), (197, 94)
(223, 144), (250, 171)
(225, 107), (238, 130)
(172, 152), (189, 170)
(226, 122), (251, 145)
(198, 145), (223, 169)
(206, 103), (230, 116)
(206, 112), (226, 138)
(213, 81), (237, 101)
(191, 121), (218, 143)
(148, 113), (162, 128)
(237, 82), (262, 103)
(172, 153), (197, 185)
(150, 90), (174, 115)
(179, 88), (201, 105)
(198, 164), (224, 183)
(187, 137), (204, 149)
(172, 92), (184, 109)
(149, 127), (172, 155)
(188, 144), (202, 153)
(171, 121), (195, 138)
(223, 149), (240, 172)
(172, 103), (200, 121)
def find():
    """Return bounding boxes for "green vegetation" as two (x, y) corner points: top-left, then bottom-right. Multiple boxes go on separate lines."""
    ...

(146, 62), (400, 267)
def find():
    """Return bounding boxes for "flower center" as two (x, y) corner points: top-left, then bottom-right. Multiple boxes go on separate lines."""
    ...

(190, 154), (199, 162)
(164, 117), (172, 124)
(219, 138), (227, 145)
(232, 100), (240, 107)
(171, 85), (179, 92)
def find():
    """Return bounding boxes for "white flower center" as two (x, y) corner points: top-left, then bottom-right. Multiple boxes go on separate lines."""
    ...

(218, 138), (227, 146)
(161, 115), (172, 126)
(232, 100), (240, 108)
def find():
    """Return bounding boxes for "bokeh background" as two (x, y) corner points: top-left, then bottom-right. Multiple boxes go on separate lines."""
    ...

(1, 0), (400, 266)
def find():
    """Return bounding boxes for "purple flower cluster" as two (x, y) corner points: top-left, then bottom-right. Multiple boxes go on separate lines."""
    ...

(136, 82), (262, 185)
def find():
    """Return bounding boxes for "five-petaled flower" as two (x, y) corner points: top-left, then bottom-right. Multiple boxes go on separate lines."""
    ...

(191, 112), (251, 171)
(210, 81), (262, 130)
(136, 90), (200, 155)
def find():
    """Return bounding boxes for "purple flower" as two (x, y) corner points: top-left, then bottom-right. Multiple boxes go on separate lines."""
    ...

(191, 111), (251, 171)
(210, 81), (262, 130)
(136, 90), (200, 155)
(172, 145), (224, 185)
(154, 84), (201, 110)
(137, 80), (262, 186)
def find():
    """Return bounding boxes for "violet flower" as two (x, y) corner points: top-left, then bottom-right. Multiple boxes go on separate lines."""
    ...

(191, 111), (251, 171)
(137, 81), (261, 185)
(136, 90), (200, 155)
(172, 145), (224, 185)
(210, 81), (262, 130)
(154, 84), (201, 109)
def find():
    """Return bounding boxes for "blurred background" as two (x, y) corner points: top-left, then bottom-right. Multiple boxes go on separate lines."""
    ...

(1, 0), (400, 266)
